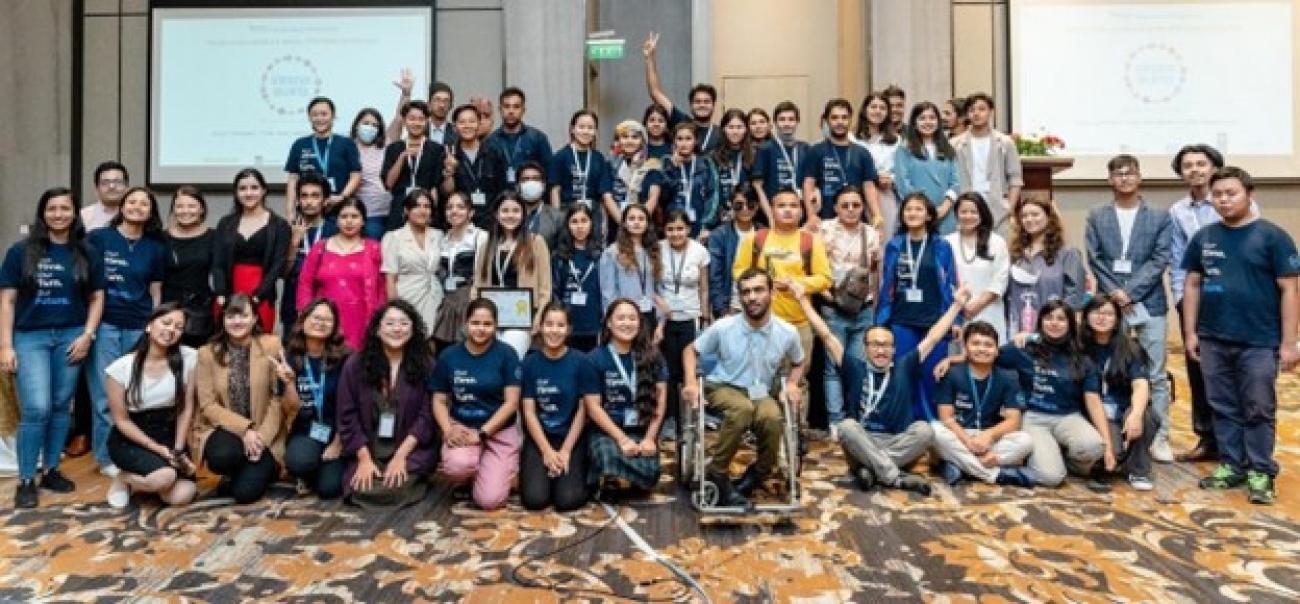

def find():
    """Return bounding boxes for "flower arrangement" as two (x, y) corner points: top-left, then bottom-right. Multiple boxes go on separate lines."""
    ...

(1012, 130), (1066, 156)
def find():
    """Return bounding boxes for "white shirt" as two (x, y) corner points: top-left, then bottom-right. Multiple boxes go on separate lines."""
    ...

(105, 347), (199, 412)
(945, 232), (1011, 343)
(1115, 205), (1139, 258)
(657, 239), (710, 321)
(969, 134), (992, 196)
(81, 203), (118, 231)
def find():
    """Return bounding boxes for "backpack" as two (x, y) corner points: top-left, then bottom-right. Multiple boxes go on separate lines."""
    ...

(750, 228), (813, 276)
(831, 226), (874, 314)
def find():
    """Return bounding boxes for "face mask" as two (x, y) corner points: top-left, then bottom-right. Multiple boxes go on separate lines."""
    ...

(519, 180), (545, 201)
(357, 124), (379, 144)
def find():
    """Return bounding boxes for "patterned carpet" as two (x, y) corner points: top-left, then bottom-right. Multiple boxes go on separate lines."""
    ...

(2, 355), (1298, 603)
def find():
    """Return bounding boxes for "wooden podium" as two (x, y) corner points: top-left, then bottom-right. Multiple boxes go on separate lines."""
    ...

(1020, 155), (1075, 203)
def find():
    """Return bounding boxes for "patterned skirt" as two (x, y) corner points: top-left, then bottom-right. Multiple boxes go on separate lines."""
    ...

(587, 430), (661, 490)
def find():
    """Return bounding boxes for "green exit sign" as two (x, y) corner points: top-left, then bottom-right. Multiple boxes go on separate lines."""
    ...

(586, 39), (625, 61)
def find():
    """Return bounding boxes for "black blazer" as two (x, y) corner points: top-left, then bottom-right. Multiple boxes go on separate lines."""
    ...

(211, 211), (292, 303)
(382, 139), (447, 194)
(449, 143), (509, 228)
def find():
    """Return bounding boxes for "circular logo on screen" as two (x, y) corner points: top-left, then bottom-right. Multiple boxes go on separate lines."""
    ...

(260, 55), (322, 116)
(1124, 44), (1186, 104)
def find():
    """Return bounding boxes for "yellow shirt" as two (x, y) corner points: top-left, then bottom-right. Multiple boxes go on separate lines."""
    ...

(731, 228), (833, 325)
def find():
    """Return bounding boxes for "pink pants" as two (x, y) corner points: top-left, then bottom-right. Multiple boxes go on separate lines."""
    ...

(440, 423), (521, 510)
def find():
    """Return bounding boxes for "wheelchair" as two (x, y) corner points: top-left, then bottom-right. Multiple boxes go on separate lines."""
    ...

(678, 376), (803, 515)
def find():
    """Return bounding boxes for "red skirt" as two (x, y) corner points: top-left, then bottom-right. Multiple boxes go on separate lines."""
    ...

(229, 263), (277, 333)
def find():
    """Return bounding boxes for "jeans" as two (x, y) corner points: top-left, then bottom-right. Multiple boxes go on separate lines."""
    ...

(836, 419), (933, 484)
(1199, 337), (1280, 476)
(1021, 411), (1104, 487)
(88, 323), (144, 468)
(1131, 314), (1170, 439)
(14, 326), (84, 480)
(363, 216), (388, 240)
(822, 305), (873, 424)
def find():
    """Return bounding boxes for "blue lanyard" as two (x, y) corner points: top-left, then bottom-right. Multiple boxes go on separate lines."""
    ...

(311, 136), (333, 175)
(607, 344), (636, 397)
(967, 369), (994, 429)
(303, 356), (326, 414)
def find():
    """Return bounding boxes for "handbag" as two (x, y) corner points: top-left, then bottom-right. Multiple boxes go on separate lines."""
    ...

(831, 226), (875, 315)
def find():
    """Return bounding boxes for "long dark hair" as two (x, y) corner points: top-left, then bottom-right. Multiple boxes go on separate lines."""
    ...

(855, 92), (900, 145)
(1080, 295), (1149, 392)
(614, 203), (662, 281)
(350, 107), (386, 148)
(894, 192), (939, 237)
(109, 187), (165, 238)
(285, 297), (351, 372)
(125, 303), (187, 414)
(712, 108), (755, 168)
(599, 298), (662, 420)
(953, 192), (994, 260)
(229, 168), (270, 216)
(554, 204), (600, 262)
(360, 299), (432, 392)
(1027, 299), (1087, 381)
(21, 188), (90, 299)
(209, 294), (263, 366)
(904, 101), (955, 160)
(477, 191), (538, 284)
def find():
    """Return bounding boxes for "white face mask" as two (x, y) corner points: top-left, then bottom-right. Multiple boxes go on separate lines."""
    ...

(519, 180), (545, 201)
(357, 124), (380, 144)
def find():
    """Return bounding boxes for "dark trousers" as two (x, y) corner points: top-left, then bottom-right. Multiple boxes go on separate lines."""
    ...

(204, 429), (281, 504)
(1103, 407), (1159, 478)
(1177, 302), (1215, 448)
(284, 433), (345, 499)
(70, 371), (91, 441)
(1199, 337), (1280, 476)
(519, 431), (589, 511)
(660, 319), (698, 428)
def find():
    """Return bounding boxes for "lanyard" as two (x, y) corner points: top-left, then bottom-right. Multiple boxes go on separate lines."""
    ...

(862, 368), (892, 419)
(668, 244), (688, 294)
(311, 135), (333, 175)
(406, 140), (424, 189)
(700, 125), (715, 150)
(680, 157), (697, 210)
(302, 356), (326, 414)
(568, 258), (595, 288)
(502, 129), (525, 165)
(830, 143), (851, 181)
(460, 145), (486, 191)
(301, 224), (322, 255)
(607, 344), (636, 394)
(775, 142), (799, 188)
(967, 369), (995, 429)
(494, 242), (517, 285)
(731, 152), (743, 185)
(571, 146), (592, 192)
(905, 237), (928, 287)
(1100, 355), (1112, 399)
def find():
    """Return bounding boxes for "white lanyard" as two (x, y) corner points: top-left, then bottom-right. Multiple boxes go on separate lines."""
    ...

(700, 125), (715, 150)
(568, 258), (595, 288)
(732, 152), (743, 184)
(680, 157), (697, 210)
(668, 245), (688, 294)
(607, 344), (636, 393)
(494, 241), (517, 285)
(776, 142), (799, 188)
(301, 224), (322, 255)
(1100, 356), (1112, 399)
(406, 141), (423, 189)
(1117, 208), (1136, 260)
(460, 145), (486, 191)
(905, 237), (928, 286)
(830, 144), (851, 181)
(571, 146), (592, 191)
(968, 369), (994, 429)
(862, 369), (892, 418)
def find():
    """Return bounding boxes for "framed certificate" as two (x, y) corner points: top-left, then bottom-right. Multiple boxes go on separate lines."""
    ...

(478, 288), (534, 329)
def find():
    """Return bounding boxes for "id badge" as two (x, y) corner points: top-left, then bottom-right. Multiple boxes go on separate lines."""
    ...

(471, 191), (487, 207)
(1103, 400), (1119, 421)
(905, 288), (924, 303)
(378, 412), (396, 438)
(444, 276), (460, 291)
(1113, 259), (1133, 274)
(621, 407), (639, 428)
(577, 198), (592, 208)
(569, 291), (588, 306)
(506, 167), (516, 183)
(309, 421), (332, 444)
(747, 383), (769, 400)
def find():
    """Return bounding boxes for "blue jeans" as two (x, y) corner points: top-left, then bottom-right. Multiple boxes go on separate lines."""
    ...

(1199, 337), (1280, 476)
(88, 324), (144, 467)
(1131, 314), (1170, 438)
(364, 216), (388, 240)
(14, 327), (84, 480)
(822, 304), (874, 424)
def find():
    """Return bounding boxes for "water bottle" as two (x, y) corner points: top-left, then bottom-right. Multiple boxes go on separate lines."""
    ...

(1019, 292), (1039, 334)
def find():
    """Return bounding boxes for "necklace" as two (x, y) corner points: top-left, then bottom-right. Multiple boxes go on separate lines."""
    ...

(959, 234), (978, 264)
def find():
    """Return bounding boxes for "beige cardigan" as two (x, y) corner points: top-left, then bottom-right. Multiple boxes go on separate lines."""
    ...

(189, 334), (288, 465)
(471, 234), (552, 329)
(952, 129), (1025, 228)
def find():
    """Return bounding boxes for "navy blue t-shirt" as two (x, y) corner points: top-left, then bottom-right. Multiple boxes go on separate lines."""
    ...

(667, 107), (722, 154)
(890, 236), (946, 327)
(287, 355), (343, 436)
(486, 126), (554, 184)
(87, 227), (166, 330)
(996, 343), (1100, 415)
(646, 141), (672, 161)
(522, 349), (600, 436)
(935, 364), (1023, 430)
(431, 339), (522, 429)
(284, 134), (362, 196)
(552, 252), (603, 338)
(589, 345), (668, 432)
(752, 139), (810, 199)
(800, 140), (879, 219)
(1087, 343), (1149, 422)
(548, 145), (614, 209)
(0, 241), (104, 331)
(1182, 219), (1300, 347)
(659, 156), (721, 236)
(714, 149), (751, 205)
(841, 350), (920, 434)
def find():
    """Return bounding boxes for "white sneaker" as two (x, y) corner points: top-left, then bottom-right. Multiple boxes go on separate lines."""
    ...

(829, 423), (840, 443)
(106, 475), (130, 509)
(1150, 437), (1174, 463)
(99, 463), (120, 478)
(1128, 474), (1155, 491)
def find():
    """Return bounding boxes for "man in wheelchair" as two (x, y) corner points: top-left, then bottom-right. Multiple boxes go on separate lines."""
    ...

(683, 268), (806, 509)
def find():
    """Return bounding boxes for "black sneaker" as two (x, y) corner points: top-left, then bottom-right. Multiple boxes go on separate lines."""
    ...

(852, 466), (876, 491)
(40, 469), (76, 494)
(895, 473), (932, 496)
(995, 466), (1036, 488)
(707, 470), (751, 509)
(732, 464), (764, 498)
(15, 479), (38, 509)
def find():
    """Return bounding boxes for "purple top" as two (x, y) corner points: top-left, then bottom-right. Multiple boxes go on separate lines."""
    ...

(335, 353), (437, 494)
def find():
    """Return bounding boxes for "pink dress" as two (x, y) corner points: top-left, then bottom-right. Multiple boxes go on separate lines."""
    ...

(297, 239), (387, 349)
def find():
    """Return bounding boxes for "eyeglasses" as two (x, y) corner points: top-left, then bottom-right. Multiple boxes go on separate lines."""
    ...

(98, 178), (126, 187)
(382, 319), (413, 329)
(838, 201), (863, 208)
(1109, 171), (1139, 180)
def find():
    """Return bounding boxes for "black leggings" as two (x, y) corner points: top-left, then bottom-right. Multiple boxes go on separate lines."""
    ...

(284, 433), (345, 499)
(204, 429), (280, 504)
(519, 431), (589, 511)
(660, 319), (698, 428)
